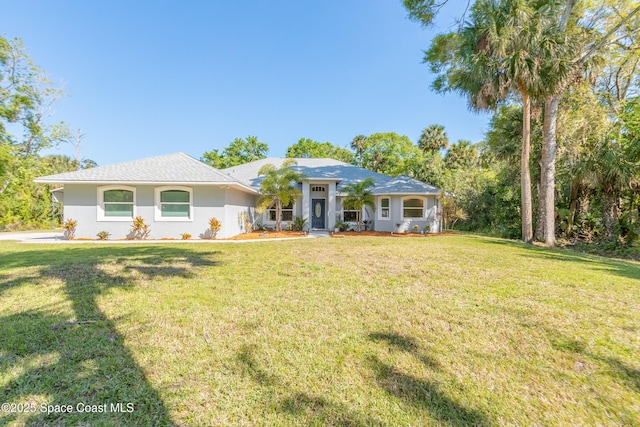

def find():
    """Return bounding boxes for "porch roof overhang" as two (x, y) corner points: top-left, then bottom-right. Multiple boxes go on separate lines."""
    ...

(372, 191), (441, 196)
(302, 178), (343, 182)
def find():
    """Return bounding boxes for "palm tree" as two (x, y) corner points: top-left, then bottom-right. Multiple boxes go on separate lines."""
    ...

(257, 159), (305, 232)
(445, 140), (478, 169)
(427, 0), (556, 243)
(418, 124), (449, 153)
(538, 2), (640, 246)
(351, 135), (368, 167)
(341, 177), (375, 232)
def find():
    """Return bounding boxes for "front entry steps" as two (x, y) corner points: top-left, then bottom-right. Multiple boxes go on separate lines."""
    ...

(307, 231), (331, 238)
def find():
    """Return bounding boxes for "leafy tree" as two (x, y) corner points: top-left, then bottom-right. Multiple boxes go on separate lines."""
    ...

(554, 83), (610, 238)
(441, 192), (468, 230)
(0, 37), (69, 159)
(285, 138), (353, 163)
(408, 151), (446, 189)
(538, 1), (640, 246)
(445, 140), (478, 170)
(257, 159), (305, 232)
(341, 177), (376, 232)
(584, 98), (640, 241)
(403, 0), (446, 27)
(406, 0), (640, 246)
(0, 36), (72, 229)
(418, 124), (449, 153)
(202, 135), (268, 168)
(361, 132), (424, 177)
(43, 154), (97, 174)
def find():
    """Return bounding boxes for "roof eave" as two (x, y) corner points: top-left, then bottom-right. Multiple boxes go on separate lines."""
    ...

(34, 179), (234, 185)
(373, 191), (441, 196)
(33, 179), (260, 195)
(302, 177), (343, 182)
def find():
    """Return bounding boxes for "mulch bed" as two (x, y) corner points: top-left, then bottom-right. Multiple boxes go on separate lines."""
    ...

(225, 230), (458, 240)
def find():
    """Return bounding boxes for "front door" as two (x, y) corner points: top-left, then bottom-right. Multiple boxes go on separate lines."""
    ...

(311, 199), (325, 229)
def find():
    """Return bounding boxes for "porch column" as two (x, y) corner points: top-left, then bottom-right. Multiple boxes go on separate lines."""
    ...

(328, 181), (336, 230)
(302, 181), (310, 224)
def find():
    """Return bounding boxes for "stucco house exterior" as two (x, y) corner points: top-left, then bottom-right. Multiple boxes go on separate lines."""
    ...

(35, 152), (442, 239)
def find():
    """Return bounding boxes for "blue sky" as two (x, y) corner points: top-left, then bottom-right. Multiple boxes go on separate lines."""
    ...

(2, 0), (490, 166)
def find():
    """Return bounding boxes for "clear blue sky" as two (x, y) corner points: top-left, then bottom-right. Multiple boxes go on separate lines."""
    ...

(2, 0), (490, 166)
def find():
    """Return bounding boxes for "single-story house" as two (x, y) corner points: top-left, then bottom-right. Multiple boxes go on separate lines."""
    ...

(35, 152), (442, 239)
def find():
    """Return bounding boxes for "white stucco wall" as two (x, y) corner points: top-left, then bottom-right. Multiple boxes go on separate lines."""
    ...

(62, 184), (252, 239)
(224, 188), (258, 237)
(373, 195), (441, 233)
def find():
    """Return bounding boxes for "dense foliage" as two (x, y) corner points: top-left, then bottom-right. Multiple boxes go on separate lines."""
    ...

(201, 135), (268, 168)
(3, 1), (639, 255)
(0, 37), (86, 230)
(285, 138), (353, 163)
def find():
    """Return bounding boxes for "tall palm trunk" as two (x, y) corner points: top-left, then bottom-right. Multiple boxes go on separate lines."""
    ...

(540, 96), (559, 245)
(602, 190), (620, 241)
(535, 181), (545, 241)
(567, 179), (581, 236)
(520, 85), (534, 243)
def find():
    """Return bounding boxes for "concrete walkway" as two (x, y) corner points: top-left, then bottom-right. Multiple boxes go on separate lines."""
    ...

(0, 231), (64, 243)
(307, 231), (331, 238)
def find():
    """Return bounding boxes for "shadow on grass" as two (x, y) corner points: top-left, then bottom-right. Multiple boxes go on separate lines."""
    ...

(478, 237), (640, 282)
(367, 332), (490, 427)
(546, 328), (640, 394)
(369, 332), (440, 369)
(235, 344), (385, 426)
(0, 245), (220, 425)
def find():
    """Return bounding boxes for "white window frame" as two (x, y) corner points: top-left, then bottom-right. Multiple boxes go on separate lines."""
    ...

(342, 207), (360, 223)
(266, 201), (295, 223)
(378, 197), (390, 220)
(97, 185), (136, 222)
(154, 186), (193, 222)
(402, 197), (425, 219)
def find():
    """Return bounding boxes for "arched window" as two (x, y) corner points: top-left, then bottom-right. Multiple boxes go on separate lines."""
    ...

(155, 186), (193, 221)
(98, 186), (136, 221)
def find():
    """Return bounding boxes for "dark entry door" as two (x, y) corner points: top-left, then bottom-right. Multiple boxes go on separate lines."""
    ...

(311, 199), (325, 229)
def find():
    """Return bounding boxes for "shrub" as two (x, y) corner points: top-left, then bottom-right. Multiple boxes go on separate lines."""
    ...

(292, 216), (308, 231)
(335, 219), (349, 232)
(208, 217), (222, 239)
(181, 233), (191, 240)
(130, 216), (151, 240)
(412, 224), (420, 233)
(96, 231), (110, 240)
(63, 218), (78, 240)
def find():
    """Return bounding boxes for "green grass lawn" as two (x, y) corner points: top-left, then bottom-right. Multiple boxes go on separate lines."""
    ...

(0, 235), (638, 426)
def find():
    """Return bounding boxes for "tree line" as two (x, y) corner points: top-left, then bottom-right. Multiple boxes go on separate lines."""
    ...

(404, 0), (640, 248)
(2, 0), (639, 254)
(0, 37), (95, 229)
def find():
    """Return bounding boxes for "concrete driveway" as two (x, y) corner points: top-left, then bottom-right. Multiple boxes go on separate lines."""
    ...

(0, 231), (64, 243)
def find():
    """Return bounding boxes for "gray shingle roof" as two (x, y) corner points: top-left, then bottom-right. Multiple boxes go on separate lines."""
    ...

(35, 152), (238, 184)
(222, 158), (440, 195)
(35, 154), (439, 195)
